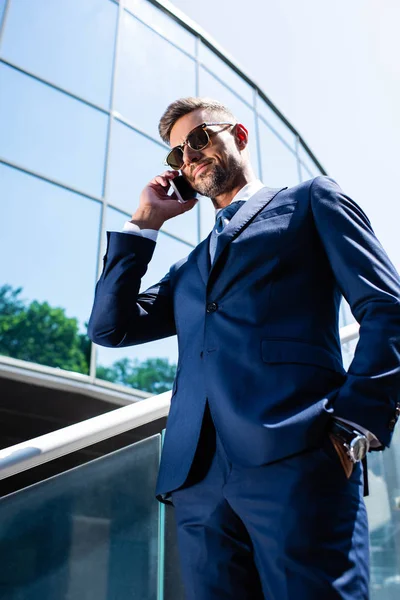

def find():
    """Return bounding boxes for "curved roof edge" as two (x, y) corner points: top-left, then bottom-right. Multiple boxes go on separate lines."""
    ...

(152, 0), (327, 176)
(0, 357), (150, 407)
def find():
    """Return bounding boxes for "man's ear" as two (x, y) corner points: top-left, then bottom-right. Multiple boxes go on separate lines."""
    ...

(233, 123), (249, 150)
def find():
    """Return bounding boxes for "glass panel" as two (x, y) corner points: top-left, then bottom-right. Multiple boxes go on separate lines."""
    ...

(257, 98), (297, 151)
(298, 144), (324, 180)
(107, 119), (166, 214)
(107, 120), (198, 244)
(258, 118), (300, 187)
(95, 208), (193, 391)
(0, 435), (161, 600)
(299, 160), (314, 181)
(341, 336), (400, 598)
(161, 193), (199, 246)
(199, 68), (260, 177)
(339, 299), (358, 370)
(339, 303), (346, 330)
(0, 0), (6, 29)
(0, 0), (118, 108)
(125, 0), (196, 55)
(0, 63), (109, 197)
(0, 164), (101, 375)
(339, 297), (355, 329)
(114, 11), (196, 140)
(199, 42), (255, 105)
(367, 425), (400, 599)
(341, 336), (358, 371)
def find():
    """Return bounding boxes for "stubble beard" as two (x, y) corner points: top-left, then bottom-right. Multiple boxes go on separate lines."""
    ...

(192, 155), (242, 200)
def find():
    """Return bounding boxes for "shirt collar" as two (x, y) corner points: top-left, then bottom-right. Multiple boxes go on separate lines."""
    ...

(215, 179), (265, 216)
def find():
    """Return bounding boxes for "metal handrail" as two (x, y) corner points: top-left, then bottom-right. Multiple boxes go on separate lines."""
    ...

(340, 323), (360, 345)
(0, 324), (360, 482)
(0, 391), (171, 481)
(339, 322), (360, 344)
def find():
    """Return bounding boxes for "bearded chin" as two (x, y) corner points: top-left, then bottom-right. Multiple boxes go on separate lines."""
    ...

(195, 166), (227, 198)
(195, 158), (241, 199)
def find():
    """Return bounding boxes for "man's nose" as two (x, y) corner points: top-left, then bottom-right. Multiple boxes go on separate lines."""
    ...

(182, 144), (202, 166)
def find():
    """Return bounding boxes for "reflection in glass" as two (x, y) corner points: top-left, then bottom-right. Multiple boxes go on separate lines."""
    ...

(340, 332), (400, 599)
(298, 144), (323, 180)
(0, 63), (109, 197)
(125, 0), (196, 55)
(0, 0), (6, 28)
(199, 42), (254, 105)
(258, 118), (300, 188)
(299, 161), (314, 182)
(339, 299), (358, 371)
(96, 208), (194, 391)
(0, 164), (101, 373)
(341, 337), (358, 371)
(0, 436), (162, 600)
(367, 425), (400, 599)
(107, 119), (198, 244)
(161, 198), (199, 246)
(339, 298), (355, 329)
(107, 119), (166, 214)
(199, 68), (260, 176)
(257, 98), (297, 151)
(0, 0), (118, 108)
(115, 11), (196, 139)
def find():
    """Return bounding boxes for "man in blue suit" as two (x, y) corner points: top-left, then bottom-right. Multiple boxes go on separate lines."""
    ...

(88, 97), (400, 599)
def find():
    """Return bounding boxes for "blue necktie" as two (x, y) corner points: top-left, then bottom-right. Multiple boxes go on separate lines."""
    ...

(209, 201), (245, 264)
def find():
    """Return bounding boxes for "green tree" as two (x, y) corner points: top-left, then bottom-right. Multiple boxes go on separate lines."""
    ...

(0, 284), (176, 391)
(0, 284), (89, 374)
(96, 356), (176, 394)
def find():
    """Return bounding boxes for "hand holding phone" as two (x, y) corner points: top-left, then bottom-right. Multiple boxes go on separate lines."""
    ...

(134, 171), (198, 230)
(169, 175), (198, 204)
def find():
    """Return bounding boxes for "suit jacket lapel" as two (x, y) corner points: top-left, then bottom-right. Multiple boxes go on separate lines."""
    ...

(194, 237), (210, 286)
(210, 186), (285, 271)
(195, 186), (285, 285)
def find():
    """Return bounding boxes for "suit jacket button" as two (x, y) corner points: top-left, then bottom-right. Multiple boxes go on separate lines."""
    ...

(206, 302), (218, 313)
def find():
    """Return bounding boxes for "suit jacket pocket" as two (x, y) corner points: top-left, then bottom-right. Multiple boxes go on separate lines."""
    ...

(261, 339), (345, 374)
(256, 203), (297, 221)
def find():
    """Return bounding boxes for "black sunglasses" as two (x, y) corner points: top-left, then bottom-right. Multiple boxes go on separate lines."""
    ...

(165, 122), (234, 170)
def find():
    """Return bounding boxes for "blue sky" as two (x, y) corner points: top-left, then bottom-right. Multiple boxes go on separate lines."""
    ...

(170, 0), (400, 271)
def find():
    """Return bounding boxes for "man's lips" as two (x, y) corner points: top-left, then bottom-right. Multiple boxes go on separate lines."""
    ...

(192, 162), (212, 178)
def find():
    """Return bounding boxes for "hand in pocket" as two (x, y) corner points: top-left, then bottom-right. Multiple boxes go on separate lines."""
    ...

(329, 433), (354, 478)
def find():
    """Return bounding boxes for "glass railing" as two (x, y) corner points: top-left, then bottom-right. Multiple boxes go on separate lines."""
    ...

(0, 435), (170, 599)
(367, 423), (400, 599)
(0, 391), (180, 600)
(342, 323), (400, 599)
(0, 323), (399, 598)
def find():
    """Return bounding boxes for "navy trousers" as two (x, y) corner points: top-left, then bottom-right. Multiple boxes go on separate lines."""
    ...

(171, 412), (369, 600)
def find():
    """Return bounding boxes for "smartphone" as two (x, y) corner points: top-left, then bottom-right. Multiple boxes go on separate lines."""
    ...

(170, 175), (198, 204)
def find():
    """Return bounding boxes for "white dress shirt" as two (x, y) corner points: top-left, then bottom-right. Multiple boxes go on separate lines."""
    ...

(122, 179), (266, 240)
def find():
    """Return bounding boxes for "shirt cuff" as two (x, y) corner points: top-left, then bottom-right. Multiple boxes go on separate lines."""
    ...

(335, 417), (381, 448)
(122, 220), (159, 242)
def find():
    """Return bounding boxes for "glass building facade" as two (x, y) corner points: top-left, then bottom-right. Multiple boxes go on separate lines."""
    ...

(0, 0), (326, 390)
(0, 1), (399, 596)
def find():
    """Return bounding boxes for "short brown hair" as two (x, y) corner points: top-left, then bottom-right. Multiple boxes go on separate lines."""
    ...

(158, 97), (236, 144)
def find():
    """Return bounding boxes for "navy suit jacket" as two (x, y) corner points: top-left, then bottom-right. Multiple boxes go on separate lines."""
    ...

(88, 177), (400, 500)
